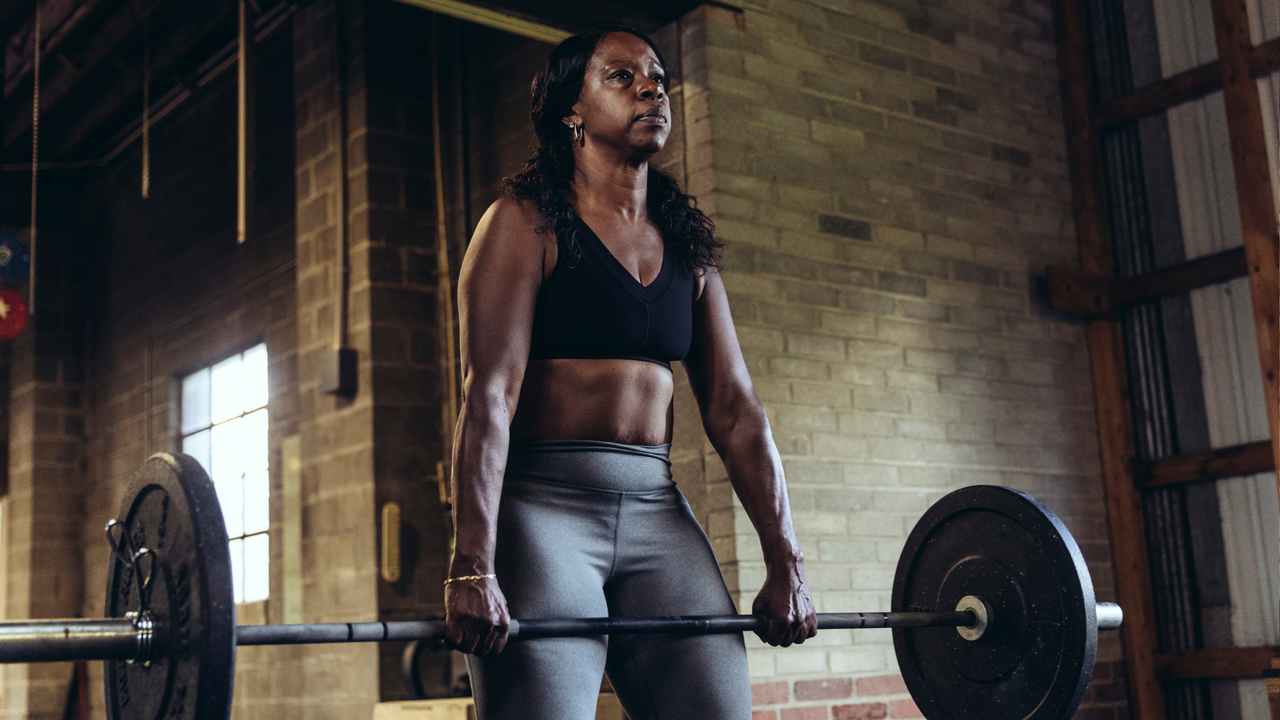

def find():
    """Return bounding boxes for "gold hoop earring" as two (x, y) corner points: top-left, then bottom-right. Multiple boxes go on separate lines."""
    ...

(571, 122), (584, 146)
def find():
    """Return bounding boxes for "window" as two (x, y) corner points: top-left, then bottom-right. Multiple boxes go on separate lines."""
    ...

(180, 344), (269, 604)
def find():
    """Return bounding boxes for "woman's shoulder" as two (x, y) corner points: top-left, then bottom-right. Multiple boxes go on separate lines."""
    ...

(466, 197), (558, 277)
(473, 198), (555, 250)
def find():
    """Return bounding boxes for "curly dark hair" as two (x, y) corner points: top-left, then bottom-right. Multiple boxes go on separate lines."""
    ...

(504, 26), (721, 271)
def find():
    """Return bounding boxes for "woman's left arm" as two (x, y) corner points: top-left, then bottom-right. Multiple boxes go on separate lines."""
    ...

(684, 268), (818, 647)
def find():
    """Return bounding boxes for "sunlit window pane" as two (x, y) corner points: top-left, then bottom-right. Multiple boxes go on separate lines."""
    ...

(181, 369), (211, 434)
(215, 467), (245, 540)
(241, 409), (269, 471)
(243, 467), (269, 536)
(229, 537), (245, 605)
(242, 345), (269, 412)
(210, 355), (244, 424)
(184, 429), (211, 477)
(182, 344), (269, 605)
(211, 418), (246, 488)
(242, 534), (270, 603)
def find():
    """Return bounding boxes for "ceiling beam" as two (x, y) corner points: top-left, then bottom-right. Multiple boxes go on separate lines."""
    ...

(48, 0), (237, 158)
(392, 0), (569, 44)
(4, 0), (113, 97)
(3, 0), (169, 149)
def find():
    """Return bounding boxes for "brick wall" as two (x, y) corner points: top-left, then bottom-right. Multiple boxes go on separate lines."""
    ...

(1, 228), (89, 720)
(669, 1), (1129, 717)
(43, 25), (298, 720)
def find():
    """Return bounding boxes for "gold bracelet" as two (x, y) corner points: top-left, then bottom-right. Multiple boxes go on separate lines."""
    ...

(443, 573), (496, 586)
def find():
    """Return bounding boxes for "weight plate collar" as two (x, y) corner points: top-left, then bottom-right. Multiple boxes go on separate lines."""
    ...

(105, 453), (235, 720)
(892, 486), (1098, 720)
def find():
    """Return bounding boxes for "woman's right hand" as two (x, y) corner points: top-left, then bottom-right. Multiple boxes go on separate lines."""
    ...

(444, 577), (511, 655)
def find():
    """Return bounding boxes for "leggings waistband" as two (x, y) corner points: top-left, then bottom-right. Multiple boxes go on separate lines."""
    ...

(505, 439), (673, 493)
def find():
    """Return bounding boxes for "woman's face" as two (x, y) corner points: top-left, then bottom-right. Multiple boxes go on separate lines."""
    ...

(568, 32), (670, 156)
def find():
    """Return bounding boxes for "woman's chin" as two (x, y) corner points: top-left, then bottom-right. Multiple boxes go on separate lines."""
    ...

(630, 137), (666, 156)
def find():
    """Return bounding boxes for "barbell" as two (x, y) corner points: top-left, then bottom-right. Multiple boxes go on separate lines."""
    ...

(0, 453), (1122, 720)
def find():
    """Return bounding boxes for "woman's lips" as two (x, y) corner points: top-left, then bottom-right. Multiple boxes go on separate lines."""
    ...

(635, 112), (667, 125)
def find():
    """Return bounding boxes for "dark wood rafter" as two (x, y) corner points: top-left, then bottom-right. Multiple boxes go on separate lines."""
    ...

(2, 0), (114, 95)
(2, 0), (172, 148)
(1154, 646), (1280, 680)
(1050, 0), (1166, 717)
(1206, 0), (1280, 487)
(49, 0), (238, 158)
(1047, 246), (1249, 316)
(1093, 37), (1279, 129)
(1134, 440), (1275, 489)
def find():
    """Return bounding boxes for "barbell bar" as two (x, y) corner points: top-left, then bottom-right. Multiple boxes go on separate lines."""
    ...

(0, 602), (1123, 665)
(0, 454), (1123, 720)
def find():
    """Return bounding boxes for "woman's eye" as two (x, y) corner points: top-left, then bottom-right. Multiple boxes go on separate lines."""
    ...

(652, 75), (665, 85)
(612, 71), (631, 80)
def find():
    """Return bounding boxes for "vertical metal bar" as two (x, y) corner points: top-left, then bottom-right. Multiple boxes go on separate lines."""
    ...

(1050, 0), (1166, 716)
(237, 0), (256, 244)
(332, 0), (350, 351)
(1207, 0), (1280, 498)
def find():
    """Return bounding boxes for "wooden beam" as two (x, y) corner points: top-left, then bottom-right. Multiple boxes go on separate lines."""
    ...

(1154, 646), (1279, 680)
(1051, 0), (1165, 717)
(1120, 246), (1249, 302)
(1133, 440), (1275, 488)
(1094, 62), (1222, 129)
(1249, 37), (1280, 78)
(1208, 0), (1280, 498)
(1091, 37), (1277, 129)
(1267, 656), (1278, 718)
(1047, 246), (1249, 316)
(49, 0), (238, 158)
(2, 0), (169, 148)
(392, 0), (569, 43)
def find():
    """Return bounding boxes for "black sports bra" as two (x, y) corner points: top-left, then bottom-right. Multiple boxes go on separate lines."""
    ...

(527, 215), (695, 370)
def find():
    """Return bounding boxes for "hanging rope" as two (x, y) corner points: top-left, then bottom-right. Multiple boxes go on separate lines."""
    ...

(142, 16), (150, 199)
(29, 0), (40, 318)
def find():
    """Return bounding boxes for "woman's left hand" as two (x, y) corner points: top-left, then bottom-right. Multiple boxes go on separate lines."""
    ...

(751, 561), (818, 647)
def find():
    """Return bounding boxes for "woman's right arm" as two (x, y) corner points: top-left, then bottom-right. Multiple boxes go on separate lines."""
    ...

(445, 198), (548, 656)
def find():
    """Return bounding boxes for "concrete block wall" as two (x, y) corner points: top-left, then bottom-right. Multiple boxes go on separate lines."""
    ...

(291, 0), (384, 714)
(61, 24), (301, 720)
(669, 2), (1130, 717)
(1, 228), (89, 720)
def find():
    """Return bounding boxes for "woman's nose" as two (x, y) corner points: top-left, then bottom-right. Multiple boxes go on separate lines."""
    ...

(639, 79), (664, 100)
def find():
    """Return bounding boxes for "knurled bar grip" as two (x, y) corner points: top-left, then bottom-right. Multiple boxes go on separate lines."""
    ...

(237, 611), (974, 646)
(0, 604), (1121, 663)
(236, 603), (1120, 645)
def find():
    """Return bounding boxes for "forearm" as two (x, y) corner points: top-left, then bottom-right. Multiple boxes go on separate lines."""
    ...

(710, 403), (804, 570)
(448, 395), (511, 576)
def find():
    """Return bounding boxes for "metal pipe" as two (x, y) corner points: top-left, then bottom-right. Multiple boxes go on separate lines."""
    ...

(0, 619), (139, 663)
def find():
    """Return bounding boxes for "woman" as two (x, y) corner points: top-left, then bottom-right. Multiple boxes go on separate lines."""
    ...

(444, 26), (817, 720)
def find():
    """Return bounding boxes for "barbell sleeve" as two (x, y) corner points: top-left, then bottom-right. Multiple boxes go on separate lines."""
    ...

(0, 618), (141, 663)
(1096, 602), (1122, 631)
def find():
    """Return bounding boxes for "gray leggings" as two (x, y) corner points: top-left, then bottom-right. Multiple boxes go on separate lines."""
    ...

(467, 440), (752, 720)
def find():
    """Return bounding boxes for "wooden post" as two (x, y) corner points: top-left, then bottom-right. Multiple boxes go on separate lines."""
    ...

(1207, 0), (1280, 491)
(1051, 0), (1166, 717)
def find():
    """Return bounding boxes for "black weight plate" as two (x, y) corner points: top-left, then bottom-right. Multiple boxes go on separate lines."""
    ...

(105, 453), (236, 720)
(892, 486), (1098, 720)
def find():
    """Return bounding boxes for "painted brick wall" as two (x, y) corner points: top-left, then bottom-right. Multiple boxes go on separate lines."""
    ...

(671, 1), (1129, 717)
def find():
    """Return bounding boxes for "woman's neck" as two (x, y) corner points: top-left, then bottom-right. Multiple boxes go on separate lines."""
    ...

(570, 145), (650, 222)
